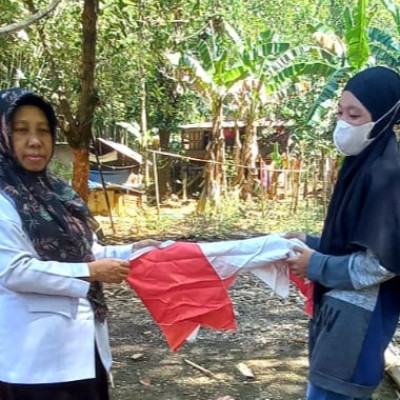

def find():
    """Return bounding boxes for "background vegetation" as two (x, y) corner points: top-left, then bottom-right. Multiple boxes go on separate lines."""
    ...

(1, 0), (399, 209)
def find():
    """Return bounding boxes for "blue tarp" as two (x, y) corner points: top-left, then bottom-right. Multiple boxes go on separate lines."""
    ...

(89, 169), (131, 185)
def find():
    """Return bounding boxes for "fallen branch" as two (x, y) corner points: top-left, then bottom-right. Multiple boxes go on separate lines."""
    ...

(184, 358), (220, 380)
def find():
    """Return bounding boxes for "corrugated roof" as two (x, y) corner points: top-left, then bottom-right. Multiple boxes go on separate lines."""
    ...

(179, 119), (290, 130)
(179, 121), (246, 130)
(97, 138), (143, 164)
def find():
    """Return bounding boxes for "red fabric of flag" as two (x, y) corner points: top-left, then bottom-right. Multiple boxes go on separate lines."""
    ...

(289, 272), (314, 317)
(127, 242), (236, 351)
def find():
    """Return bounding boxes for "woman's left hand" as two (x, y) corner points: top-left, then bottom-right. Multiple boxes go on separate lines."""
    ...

(132, 239), (161, 253)
(285, 245), (314, 279)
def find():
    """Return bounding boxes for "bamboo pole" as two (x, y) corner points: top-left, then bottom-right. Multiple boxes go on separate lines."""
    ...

(91, 134), (115, 234)
(320, 151), (327, 216)
(303, 159), (308, 199)
(182, 164), (188, 201)
(259, 156), (266, 218)
(152, 151), (160, 219)
(291, 159), (301, 214)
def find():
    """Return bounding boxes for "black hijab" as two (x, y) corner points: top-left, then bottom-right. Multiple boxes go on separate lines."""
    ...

(0, 88), (107, 321)
(318, 66), (400, 278)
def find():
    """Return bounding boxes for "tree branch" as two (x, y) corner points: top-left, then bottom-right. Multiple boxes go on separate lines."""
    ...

(0, 0), (62, 37)
(22, 0), (77, 144)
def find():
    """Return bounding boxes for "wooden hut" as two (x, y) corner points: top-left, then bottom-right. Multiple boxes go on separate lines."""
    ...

(52, 140), (145, 216)
(178, 119), (291, 194)
(88, 138), (145, 217)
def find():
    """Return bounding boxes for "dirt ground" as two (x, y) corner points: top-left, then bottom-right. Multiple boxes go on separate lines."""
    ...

(97, 202), (399, 400)
(103, 256), (399, 400)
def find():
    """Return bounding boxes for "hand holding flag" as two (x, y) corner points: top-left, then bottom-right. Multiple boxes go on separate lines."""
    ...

(127, 234), (314, 351)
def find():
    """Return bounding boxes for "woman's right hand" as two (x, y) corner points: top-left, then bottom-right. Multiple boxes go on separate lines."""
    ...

(283, 231), (307, 243)
(87, 259), (130, 283)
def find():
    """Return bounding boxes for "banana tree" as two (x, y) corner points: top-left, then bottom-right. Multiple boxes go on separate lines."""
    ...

(171, 34), (247, 210)
(367, 0), (400, 73)
(380, 0), (400, 37)
(368, 28), (400, 70)
(225, 23), (338, 199)
(305, 0), (400, 127)
(225, 26), (288, 199)
(305, 0), (373, 123)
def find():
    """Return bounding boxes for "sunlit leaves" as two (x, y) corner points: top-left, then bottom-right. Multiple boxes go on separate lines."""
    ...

(306, 67), (350, 122)
(380, 0), (400, 36)
(344, 0), (370, 70)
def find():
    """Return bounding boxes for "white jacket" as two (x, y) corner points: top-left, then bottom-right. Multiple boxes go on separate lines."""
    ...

(0, 192), (133, 384)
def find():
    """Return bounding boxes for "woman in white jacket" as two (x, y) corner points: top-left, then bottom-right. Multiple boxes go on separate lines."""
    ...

(0, 88), (156, 400)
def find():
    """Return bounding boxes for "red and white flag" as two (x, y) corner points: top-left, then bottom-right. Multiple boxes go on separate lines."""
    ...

(127, 234), (313, 351)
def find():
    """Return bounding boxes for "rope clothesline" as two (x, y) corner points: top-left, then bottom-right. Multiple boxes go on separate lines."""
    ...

(91, 146), (326, 174)
(146, 148), (309, 173)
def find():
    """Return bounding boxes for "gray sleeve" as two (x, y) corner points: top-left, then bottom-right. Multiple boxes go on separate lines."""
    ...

(348, 250), (394, 289)
(307, 250), (394, 290)
(306, 235), (320, 250)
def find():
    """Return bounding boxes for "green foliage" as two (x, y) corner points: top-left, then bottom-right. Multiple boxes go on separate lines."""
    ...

(302, 1), (371, 125)
(368, 27), (400, 71)
(344, 0), (370, 70)
(271, 143), (283, 168)
(1, 0), (400, 195)
(303, 0), (400, 128)
(306, 68), (348, 122)
(48, 160), (73, 182)
(380, 0), (400, 36)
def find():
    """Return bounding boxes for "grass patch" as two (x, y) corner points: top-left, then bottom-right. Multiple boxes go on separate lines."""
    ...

(99, 196), (325, 241)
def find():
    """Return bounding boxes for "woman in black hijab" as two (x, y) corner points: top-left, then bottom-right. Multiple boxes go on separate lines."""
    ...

(286, 66), (400, 400)
(0, 88), (158, 400)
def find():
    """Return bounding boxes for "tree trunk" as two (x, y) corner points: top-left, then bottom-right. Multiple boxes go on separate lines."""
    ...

(71, 0), (99, 198)
(197, 106), (225, 212)
(138, 0), (148, 187)
(73, 148), (90, 202)
(239, 120), (259, 200)
(158, 130), (172, 199)
(140, 78), (148, 184)
(78, 0), (98, 145)
(198, 135), (217, 212)
(215, 116), (226, 189)
(23, 0), (99, 201)
(198, 104), (225, 211)
(233, 119), (242, 178)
